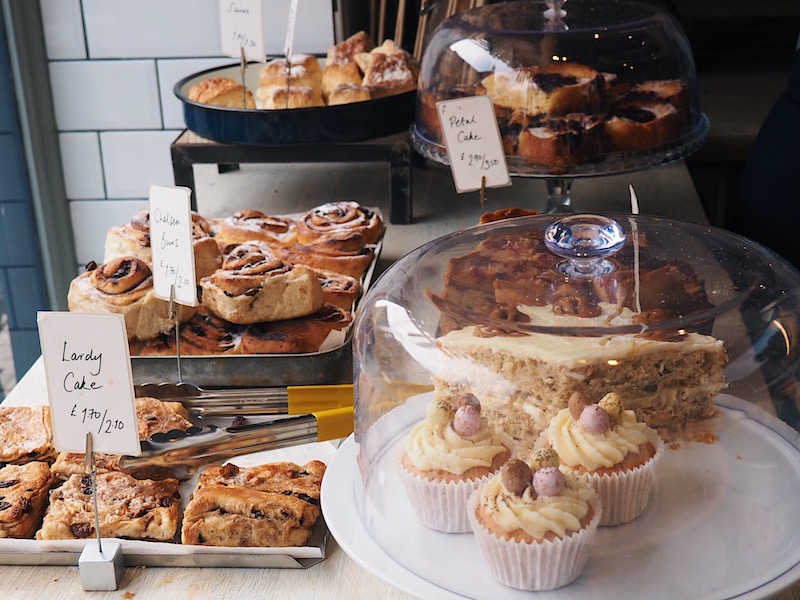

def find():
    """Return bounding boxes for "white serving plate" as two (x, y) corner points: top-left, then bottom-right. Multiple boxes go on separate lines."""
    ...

(323, 394), (800, 599)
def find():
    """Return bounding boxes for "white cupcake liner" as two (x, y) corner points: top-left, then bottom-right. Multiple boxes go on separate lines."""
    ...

(580, 428), (665, 526)
(398, 451), (495, 533)
(467, 489), (602, 591)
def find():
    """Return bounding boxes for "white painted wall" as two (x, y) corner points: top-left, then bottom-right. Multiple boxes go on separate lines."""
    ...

(39, 0), (335, 267)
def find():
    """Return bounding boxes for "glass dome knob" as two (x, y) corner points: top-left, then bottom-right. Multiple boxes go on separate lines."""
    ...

(544, 214), (627, 277)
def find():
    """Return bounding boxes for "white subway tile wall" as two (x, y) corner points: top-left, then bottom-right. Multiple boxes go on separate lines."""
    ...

(38, 0), (335, 267)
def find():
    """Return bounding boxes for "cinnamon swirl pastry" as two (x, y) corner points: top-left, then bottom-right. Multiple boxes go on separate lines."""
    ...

(296, 201), (383, 245)
(139, 307), (243, 355)
(274, 232), (375, 279)
(313, 268), (362, 311)
(104, 210), (222, 280)
(213, 210), (298, 247)
(67, 257), (194, 341)
(199, 243), (325, 324)
(241, 304), (352, 354)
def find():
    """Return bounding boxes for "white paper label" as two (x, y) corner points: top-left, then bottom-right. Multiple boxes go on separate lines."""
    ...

(284, 0), (300, 59)
(149, 185), (198, 307)
(38, 312), (140, 455)
(219, 0), (265, 62)
(436, 95), (511, 193)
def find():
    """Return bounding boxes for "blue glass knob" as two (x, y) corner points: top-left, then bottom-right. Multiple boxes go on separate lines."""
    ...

(544, 214), (627, 277)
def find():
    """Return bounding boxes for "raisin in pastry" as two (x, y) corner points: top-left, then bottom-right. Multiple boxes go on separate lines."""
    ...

(37, 471), (180, 541)
(0, 461), (53, 538)
(0, 406), (55, 465)
(181, 460), (326, 547)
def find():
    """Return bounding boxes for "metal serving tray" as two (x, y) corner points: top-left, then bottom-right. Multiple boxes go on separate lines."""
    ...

(130, 237), (381, 387)
(174, 63), (416, 146)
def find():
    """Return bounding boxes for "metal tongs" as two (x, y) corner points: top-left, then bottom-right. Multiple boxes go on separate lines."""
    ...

(136, 381), (354, 417)
(123, 382), (355, 468)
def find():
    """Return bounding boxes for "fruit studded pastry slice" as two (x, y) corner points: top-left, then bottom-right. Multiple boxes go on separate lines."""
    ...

(0, 461), (53, 538)
(240, 304), (352, 354)
(67, 256), (196, 342)
(213, 210), (298, 248)
(50, 397), (194, 479)
(139, 307), (244, 356)
(481, 63), (604, 116)
(517, 113), (603, 167)
(199, 243), (325, 324)
(37, 471), (180, 541)
(296, 201), (384, 246)
(605, 100), (680, 151)
(104, 210), (222, 280)
(182, 460), (326, 547)
(0, 406), (55, 465)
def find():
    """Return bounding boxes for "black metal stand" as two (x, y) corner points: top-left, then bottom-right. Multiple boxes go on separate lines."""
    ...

(170, 130), (414, 224)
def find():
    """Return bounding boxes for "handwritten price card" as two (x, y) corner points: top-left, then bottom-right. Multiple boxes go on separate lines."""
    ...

(436, 95), (511, 193)
(149, 185), (198, 307)
(38, 312), (140, 455)
(219, 0), (265, 61)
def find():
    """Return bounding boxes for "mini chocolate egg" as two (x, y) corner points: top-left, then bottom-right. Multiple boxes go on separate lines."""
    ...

(530, 447), (560, 471)
(502, 459), (533, 496)
(598, 392), (623, 424)
(453, 392), (481, 413)
(568, 391), (591, 420)
(453, 404), (481, 436)
(426, 398), (451, 427)
(579, 404), (610, 433)
(533, 466), (565, 497)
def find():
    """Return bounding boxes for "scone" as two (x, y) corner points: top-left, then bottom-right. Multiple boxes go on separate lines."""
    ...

(361, 49), (418, 99)
(399, 393), (511, 532)
(188, 76), (255, 109)
(327, 82), (371, 106)
(322, 63), (364, 101)
(37, 471), (180, 541)
(199, 245), (325, 324)
(181, 460), (326, 547)
(0, 406), (55, 464)
(327, 30), (374, 66)
(0, 461), (53, 538)
(258, 85), (325, 110)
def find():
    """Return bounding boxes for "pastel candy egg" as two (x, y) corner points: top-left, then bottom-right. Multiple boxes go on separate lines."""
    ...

(502, 459), (533, 496)
(453, 392), (481, 413)
(568, 391), (591, 420)
(426, 398), (451, 427)
(453, 405), (481, 437)
(579, 404), (610, 433)
(598, 392), (623, 424)
(533, 466), (565, 497)
(530, 447), (560, 471)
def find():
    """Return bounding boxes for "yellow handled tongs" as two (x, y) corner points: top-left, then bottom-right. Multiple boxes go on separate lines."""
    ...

(135, 382), (354, 417)
(119, 404), (354, 470)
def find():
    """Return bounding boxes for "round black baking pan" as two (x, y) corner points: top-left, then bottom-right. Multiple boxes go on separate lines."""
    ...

(174, 63), (416, 146)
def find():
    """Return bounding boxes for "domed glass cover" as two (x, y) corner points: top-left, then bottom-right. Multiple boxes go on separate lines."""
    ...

(412, 0), (709, 176)
(350, 213), (800, 598)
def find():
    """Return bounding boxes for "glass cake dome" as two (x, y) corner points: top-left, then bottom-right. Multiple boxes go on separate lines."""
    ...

(412, 0), (709, 177)
(342, 213), (800, 599)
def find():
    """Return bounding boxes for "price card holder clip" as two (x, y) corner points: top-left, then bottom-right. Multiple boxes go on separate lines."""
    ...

(168, 284), (184, 384)
(79, 433), (124, 591)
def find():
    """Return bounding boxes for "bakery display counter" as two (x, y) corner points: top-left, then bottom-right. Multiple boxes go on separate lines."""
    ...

(4, 159), (800, 599)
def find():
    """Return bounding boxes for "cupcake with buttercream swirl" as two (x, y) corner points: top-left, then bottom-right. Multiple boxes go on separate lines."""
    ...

(543, 391), (664, 525)
(467, 449), (601, 590)
(399, 392), (511, 533)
